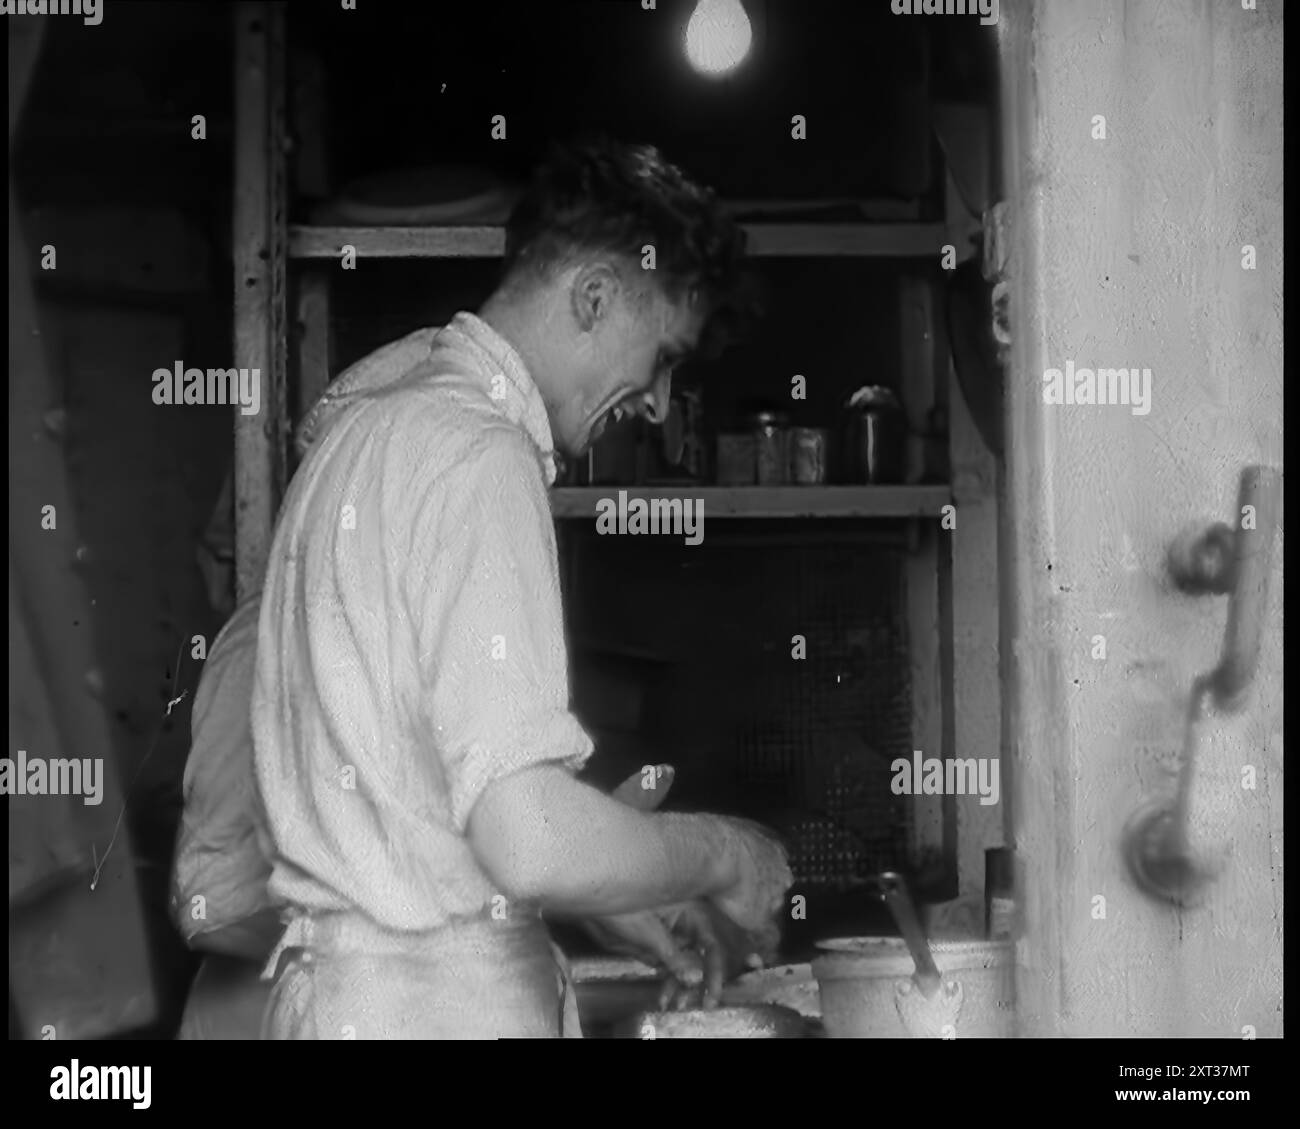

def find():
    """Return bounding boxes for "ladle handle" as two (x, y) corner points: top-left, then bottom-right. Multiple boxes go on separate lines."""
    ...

(1212, 466), (1282, 711)
(879, 873), (942, 998)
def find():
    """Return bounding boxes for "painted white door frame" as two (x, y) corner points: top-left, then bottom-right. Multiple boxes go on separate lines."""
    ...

(996, 0), (1283, 1037)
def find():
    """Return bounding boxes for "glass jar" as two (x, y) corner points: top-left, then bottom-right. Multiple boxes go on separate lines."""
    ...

(745, 410), (791, 485)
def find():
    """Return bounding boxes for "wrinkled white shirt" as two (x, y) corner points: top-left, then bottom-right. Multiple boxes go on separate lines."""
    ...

(170, 328), (446, 945)
(252, 312), (593, 933)
(170, 592), (271, 944)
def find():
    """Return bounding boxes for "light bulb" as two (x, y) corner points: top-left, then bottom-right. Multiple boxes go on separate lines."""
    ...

(685, 0), (752, 76)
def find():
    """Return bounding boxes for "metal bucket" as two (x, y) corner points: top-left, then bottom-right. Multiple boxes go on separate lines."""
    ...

(812, 937), (1015, 1038)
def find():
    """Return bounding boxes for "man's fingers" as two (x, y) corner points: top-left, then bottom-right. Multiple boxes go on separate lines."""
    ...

(627, 913), (696, 985)
(684, 906), (727, 1008)
(656, 979), (674, 1011)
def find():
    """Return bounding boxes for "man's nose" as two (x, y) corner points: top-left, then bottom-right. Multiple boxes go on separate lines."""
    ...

(639, 374), (672, 425)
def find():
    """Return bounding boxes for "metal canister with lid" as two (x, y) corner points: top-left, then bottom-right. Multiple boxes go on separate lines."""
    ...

(839, 386), (906, 484)
(746, 410), (791, 485)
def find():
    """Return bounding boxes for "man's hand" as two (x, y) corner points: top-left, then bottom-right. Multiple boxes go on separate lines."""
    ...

(703, 814), (793, 942)
(652, 900), (777, 1010)
(578, 899), (770, 1011)
(575, 769), (786, 1009)
(577, 910), (700, 990)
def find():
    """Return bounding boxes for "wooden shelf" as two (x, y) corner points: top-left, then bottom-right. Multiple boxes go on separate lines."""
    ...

(288, 223), (948, 260)
(550, 485), (950, 519)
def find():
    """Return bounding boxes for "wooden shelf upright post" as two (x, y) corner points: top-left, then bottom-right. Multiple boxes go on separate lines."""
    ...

(232, 1), (290, 600)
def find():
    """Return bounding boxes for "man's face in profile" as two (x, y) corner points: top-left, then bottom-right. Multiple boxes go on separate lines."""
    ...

(552, 273), (704, 459)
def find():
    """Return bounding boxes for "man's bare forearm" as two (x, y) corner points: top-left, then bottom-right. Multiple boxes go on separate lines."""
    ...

(467, 765), (737, 917)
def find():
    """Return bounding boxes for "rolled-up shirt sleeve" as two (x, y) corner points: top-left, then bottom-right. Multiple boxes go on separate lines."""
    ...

(171, 594), (273, 941)
(403, 428), (593, 832)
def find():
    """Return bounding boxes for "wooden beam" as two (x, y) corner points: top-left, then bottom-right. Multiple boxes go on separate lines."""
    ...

(232, 1), (289, 600)
(938, 99), (1005, 901)
(290, 47), (332, 443)
(288, 223), (950, 261)
(898, 277), (947, 877)
(549, 485), (951, 520)
(949, 352), (1003, 898)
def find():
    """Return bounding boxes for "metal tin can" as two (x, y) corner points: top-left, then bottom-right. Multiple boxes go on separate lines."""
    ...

(715, 433), (756, 485)
(747, 411), (790, 485)
(790, 427), (829, 485)
(840, 386), (905, 484)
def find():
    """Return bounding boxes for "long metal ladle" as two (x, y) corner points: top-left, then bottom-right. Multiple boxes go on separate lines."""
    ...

(1121, 466), (1281, 907)
(874, 872), (943, 999)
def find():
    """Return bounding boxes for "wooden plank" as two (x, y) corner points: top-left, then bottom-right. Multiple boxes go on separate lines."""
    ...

(938, 99), (1005, 902)
(897, 277), (947, 873)
(232, 1), (289, 600)
(745, 223), (946, 258)
(948, 352), (1003, 899)
(289, 223), (949, 261)
(549, 485), (951, 520)
(290, 44), (332, 441)
(935, 497), (959, 904)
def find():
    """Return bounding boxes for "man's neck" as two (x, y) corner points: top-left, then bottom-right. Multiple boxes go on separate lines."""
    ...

(477, 287), (564, 420)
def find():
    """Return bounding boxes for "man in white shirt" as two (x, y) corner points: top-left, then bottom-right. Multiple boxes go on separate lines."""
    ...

(213, 138), (789, 1039)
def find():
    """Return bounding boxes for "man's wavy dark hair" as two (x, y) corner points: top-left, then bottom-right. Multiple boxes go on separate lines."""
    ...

(503, 137), (757, 359)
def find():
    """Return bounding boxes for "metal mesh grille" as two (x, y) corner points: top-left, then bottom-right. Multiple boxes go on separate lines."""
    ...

(725, 539), (914, 887)
(563, 526), (915, 890)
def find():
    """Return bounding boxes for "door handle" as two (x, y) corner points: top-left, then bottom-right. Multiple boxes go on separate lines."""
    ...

(1122, 465), (1281, 906)
(1209, 466), (1282, 711)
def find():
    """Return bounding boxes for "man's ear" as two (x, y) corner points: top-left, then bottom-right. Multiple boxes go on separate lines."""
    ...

(571, 263), (621, 332)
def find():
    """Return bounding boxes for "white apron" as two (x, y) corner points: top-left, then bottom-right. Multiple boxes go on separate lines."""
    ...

(258, 908), (582, 1040)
